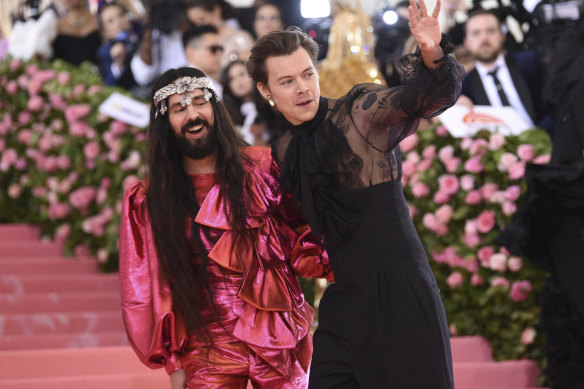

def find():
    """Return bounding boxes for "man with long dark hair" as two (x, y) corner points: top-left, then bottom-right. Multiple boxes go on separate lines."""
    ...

(119, 67), (331, 388)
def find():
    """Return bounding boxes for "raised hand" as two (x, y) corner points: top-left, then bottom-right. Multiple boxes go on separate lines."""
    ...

(408, 0), (442, 53)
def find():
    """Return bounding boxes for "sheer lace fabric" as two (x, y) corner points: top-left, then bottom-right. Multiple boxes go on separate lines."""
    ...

(273, 37), (465, 246)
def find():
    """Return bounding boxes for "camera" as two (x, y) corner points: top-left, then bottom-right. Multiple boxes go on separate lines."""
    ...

(144, 0), (184, 34)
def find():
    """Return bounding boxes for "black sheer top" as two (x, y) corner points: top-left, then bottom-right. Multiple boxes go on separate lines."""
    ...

(272, 37), (465, 247)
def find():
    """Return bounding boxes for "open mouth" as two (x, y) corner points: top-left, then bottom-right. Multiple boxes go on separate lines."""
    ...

(297, 99), (312, 107)
(185, 124), (204, 137)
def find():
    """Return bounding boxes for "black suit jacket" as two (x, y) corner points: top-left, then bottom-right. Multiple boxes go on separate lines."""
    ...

(461, 51), (551, 131)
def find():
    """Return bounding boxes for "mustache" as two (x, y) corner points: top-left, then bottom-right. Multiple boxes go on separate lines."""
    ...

(181, 118), (209, 134)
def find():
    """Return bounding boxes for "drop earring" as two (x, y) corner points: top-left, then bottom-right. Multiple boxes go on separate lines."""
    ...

(266, 95), (275, 107)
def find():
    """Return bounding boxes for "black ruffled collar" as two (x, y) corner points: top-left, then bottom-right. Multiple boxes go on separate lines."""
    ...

(287, 96), (328, 135)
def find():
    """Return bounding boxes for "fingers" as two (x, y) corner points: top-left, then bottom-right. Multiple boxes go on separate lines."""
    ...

(432, 0), (442, 17)
(418, 0), (429, 17)
(408, 3), (418, 29)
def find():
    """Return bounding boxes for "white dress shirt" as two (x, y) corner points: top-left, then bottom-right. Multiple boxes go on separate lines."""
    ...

(475, 53), (534, 127)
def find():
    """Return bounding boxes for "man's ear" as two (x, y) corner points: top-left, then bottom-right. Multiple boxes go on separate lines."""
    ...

(257, 82), (269, 99)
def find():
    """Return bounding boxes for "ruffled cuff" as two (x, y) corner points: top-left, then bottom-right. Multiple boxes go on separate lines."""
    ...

(290, 225), (334, 282)
(164, 353), (183, 375)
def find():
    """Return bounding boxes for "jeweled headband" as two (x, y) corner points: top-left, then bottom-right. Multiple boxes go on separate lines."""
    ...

(153, 76), (219, 118)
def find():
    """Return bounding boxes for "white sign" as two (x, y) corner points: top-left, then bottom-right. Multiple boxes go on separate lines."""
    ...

(438, 105), (533, 138)
(98, 92), (150, 128)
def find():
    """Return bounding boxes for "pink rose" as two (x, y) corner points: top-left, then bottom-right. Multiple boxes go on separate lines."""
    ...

(502, 201), (517, 216)
(488, 133), (506, 150)
(489, 253), (507, 272)
(471, 273), (484, 286)
(17, 130), (33, 145)
(533, 154), (551, 164)
(447, 272), (464, 288)
(402, 159), (416, 179)
(407, 204), (418, 219)
(57, 71), (71, 84)
(463, 231), (481, 248)
(26, 64), (39, 76)
(8, 184), (22, 198)
(49, 93), (68, 111)
(83, 141), (100, 160)
(498, 152), (517, 171)
(97, 248), (109, 264)
(69, 186), (96, 209)
(508, 161), (526, 180)
(510, 280), (532, 302)
(110, 120), (128, 135)
(435, 205), (453, 224)
(69, 121), (90, 137)
(491, 276), (509, 289)
(74, 244), (91, 257)
(433, 190), (450, 204)
(71, 84), (86, 98)
(48, 202), (71, 220)
(460, 137), (473, 150)
(469, 139), (488, 156)
(1, 148), (18, 170)
(477, 210), (496, 233)
(412, 182), (431, 198)
(400, 133), (419, 152)
(520, 328), (536, 345)
(10, 59), (22, 71)
(417, 159), (433, 171)
(42, 156), (59, 173)
(18, 111), (32, 125)
(65, 104), (91, 123)
(15, 158), (27, 170)
(464, 156), (484, 173)
(505, 185), (521, 202)
(445, 157), (461, 173)
(55, 223), (71, 242)
(58, 155), (71, 170)
(436, 125), (449, 136)
(483, 249), (498, 263)
(6, 81), (18, 95)
(480, 183), (498, 199)
(422, 145), (436, 159)
(88, 85), (103, 95)
(438, 146), (454, 164)
(423, 213), (439, 231)
(507, 256), (522, 272)
(438, 174), (459, 195)
(449, 324), (458, 336)
(517, 144), (535, 161)
(27, 79), (43, 96)
(460, 175), (475, 191)
(27, 95), (44, 112)
(465, 190), (482, 205)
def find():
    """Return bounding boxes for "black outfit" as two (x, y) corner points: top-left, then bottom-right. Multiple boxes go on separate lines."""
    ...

(53, 30), (101, 66)
(272, 37), (465, 388)
(461, 51), (552, 133)
(496, 19), (584, 389)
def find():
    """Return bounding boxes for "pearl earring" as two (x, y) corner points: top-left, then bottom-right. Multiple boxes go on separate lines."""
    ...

(266, 95), (275, 107)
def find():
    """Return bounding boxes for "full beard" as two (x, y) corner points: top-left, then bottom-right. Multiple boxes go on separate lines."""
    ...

(475, 44), (501, 64)
(173, 118), (218, 160)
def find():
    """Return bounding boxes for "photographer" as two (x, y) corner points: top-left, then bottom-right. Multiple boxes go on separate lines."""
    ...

(97, 1), (142, 88)
(129, 0), (187, 94)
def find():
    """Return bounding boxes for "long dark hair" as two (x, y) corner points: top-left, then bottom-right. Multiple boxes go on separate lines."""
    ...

(145, 67), (251, 342)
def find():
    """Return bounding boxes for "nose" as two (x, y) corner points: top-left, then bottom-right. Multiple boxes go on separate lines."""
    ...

(297, 80), (309, 95)
(186, 104), (199, 119)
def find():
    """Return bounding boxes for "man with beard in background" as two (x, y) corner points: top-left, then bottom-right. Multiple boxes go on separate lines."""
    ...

(457, 9), (551, 132)
(119, 67), (331, 388)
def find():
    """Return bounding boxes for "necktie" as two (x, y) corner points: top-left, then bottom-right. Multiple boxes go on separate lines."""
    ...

(487, 67), (511, 106)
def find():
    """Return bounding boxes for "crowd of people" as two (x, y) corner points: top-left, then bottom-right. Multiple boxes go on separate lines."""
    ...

(2, 0), (583, 388)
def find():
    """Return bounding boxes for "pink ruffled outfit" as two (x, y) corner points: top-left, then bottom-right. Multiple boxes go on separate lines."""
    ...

(119, 146), (332, 386)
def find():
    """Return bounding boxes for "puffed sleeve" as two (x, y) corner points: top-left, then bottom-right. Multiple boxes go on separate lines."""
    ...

(349, 35), (465, 151)
(119, 181), (186, 374)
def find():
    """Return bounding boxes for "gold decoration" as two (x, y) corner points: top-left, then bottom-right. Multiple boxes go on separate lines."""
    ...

(317, 0), (386, 99)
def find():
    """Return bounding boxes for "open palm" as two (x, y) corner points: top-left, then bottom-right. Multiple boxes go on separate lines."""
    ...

(408, 0), (442, 52)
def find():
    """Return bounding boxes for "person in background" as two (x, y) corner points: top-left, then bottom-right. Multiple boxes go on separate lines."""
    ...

(457, 9), (551, 132)
(97, 1), (142, 88)
(222, 59), (275, 146)
(496, 18), (584, 389)
(184, 0), (255, 67)
(52, 0), (101, 66)
(182, 24), (224, 99)
(247, 0), (465, 385)
(252, 1), (283, 39)
(120, 66), (331, 388)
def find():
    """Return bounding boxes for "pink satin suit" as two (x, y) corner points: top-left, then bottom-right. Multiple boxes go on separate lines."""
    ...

(119, 146), (332, 388)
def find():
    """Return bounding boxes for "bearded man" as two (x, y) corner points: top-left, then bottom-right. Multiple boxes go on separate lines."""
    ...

(458, 9), (551, 132)
(119, 67), (331, 389)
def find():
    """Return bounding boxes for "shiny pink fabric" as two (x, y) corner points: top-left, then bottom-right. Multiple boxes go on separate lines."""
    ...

(119, 146), (331, 383)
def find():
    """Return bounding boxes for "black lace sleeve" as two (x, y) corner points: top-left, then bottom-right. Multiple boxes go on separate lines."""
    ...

(348, 34), (465, 152)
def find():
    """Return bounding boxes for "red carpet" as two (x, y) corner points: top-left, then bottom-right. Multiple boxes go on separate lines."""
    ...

(0, 224), (546, 388)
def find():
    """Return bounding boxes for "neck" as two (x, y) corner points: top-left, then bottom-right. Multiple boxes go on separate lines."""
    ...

(183, 153), (217, 175)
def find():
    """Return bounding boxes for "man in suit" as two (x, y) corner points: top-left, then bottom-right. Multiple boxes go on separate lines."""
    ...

(458, 9), (552, 132)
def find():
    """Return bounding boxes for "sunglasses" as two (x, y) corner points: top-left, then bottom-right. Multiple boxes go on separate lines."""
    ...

(207, 45), (224, 54)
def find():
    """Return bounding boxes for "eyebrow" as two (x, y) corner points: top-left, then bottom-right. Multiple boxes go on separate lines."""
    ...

(169, 93), (204, 109)
(276, 66), (313, 82)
